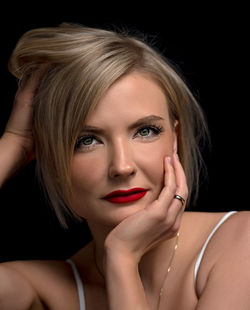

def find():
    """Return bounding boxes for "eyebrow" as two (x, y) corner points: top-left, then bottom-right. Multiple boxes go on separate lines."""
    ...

(80, 115), (165, 134)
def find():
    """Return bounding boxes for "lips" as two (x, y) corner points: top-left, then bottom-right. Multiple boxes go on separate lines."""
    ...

(103, 188), (148, 203)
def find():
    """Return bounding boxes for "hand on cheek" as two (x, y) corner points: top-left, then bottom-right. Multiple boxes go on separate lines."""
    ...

(104, 153), (188, 262)
(156, 153), (188, 230)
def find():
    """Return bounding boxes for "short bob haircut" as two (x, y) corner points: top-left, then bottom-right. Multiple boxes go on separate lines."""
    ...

(8, 23), (209, 228)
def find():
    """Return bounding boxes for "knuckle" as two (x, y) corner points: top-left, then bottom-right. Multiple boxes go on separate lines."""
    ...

(176, 185), (188, 200)
(164, 215), (175, 228)
(171, 222), (180, 234)
(153, 209), (167, 223)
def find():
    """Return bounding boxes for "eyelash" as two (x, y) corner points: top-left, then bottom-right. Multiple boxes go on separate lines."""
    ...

(74, 124), (164, 151)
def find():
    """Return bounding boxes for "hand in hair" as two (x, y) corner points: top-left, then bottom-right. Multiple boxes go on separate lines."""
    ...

(0, 64), (49, 186)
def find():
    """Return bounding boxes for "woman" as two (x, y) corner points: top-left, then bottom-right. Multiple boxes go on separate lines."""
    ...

(0, 23), (249, 310)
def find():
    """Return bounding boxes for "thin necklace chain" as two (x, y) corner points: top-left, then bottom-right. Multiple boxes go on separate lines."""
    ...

(93, 232), (180, 310)
(156, 232), (180, 310)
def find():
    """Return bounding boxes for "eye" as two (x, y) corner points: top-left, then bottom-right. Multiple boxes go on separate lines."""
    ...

(81, 136), (94, 145)
(138, 127), (151, 136)
(135, 125), (163, 139)
(74, 135), (100, 151)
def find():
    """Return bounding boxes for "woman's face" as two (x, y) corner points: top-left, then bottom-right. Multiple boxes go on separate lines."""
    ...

(70, 72), (177, 229)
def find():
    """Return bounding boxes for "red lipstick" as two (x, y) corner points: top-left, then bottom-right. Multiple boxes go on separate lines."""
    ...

(103, 188), (148, 204)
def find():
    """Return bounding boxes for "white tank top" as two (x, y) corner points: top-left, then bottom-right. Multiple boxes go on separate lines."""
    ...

(193, 211), (237, 281)
(67, 259), (86, 310)
(67, 211), (237, 310)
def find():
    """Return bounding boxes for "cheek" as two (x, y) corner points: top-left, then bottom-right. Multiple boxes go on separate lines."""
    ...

(143, 149), (165, 188)
(136, 137), (174, 189)
(71, 154), (105, 193)
(70, 154), (106, 217)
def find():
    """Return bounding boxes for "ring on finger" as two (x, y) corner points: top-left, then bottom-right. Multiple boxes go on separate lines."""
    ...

(174, 194), (185, 206)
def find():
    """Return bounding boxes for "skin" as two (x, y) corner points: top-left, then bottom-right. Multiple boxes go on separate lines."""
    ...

(1, 68), (250, 310)
(70, 72), (187, 309)
(71, 72), (180, 237)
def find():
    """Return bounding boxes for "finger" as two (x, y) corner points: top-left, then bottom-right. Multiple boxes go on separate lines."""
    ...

(160, 155), (187, 226)
(167, 197), (185, 228)
(5, 64), (51, 136)
(16, 63), (51, 104)
(172, 153), (188, 204)
(174, 204), (185, 228)
(164, 208), (184, 238)
(156, 156), (177, 210)
(26, 63), (51, 89)
(164, 154), (188, 231)
(166, 154), (188, 218)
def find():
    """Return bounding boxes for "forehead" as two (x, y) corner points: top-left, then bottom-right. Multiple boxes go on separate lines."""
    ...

(86, 72), (170, 126)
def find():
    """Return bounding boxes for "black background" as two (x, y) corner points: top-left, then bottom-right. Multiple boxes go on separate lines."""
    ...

(0, 4), (248, 262)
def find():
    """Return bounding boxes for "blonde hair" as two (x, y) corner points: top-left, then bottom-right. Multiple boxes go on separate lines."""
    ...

(8, 23), (209, 227)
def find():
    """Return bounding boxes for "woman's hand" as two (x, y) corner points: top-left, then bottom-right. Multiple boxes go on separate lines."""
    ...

(104, 153), (188, 263)
(0, 64), (49, 186)
(104, 154), (188, 309)
(4, 65), (49, 160)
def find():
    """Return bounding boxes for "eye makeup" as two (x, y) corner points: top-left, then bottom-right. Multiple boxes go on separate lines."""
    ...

(74, 123), (165, 152)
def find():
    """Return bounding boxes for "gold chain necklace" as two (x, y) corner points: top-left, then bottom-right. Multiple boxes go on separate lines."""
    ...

(156, 232), (180, 310)
(93, 232), (180, 310)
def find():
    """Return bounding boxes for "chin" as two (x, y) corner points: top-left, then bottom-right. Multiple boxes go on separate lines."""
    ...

(100, 199), (151, 228)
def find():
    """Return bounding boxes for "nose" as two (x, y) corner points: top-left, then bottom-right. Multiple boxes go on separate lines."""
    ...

(108, 139), (136, 179)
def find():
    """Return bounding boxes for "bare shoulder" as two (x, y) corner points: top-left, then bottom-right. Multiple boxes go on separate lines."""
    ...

(183, 209), (250, 228)
(212, 210), (250, 257)
(2, 258), (73, 280)
(185, 211), (250, 275)
(0, 259), (79, 310)
(192, 211), (250, 308)
(194, 210), (250, 254)
(0, 261), (44, 310)
(181, 211), (231, 247)
(182, 210), (249, 242)
(203, 210), (250, 259)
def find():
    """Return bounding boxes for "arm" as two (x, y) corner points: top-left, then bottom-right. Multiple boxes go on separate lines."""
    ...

(195, 211), (250, 310)
(0, 66), (50, 309)
(105, 253), (149, 310)
(104, 155), (188, 310)
(0, 132), (32, 188)
(0, 65), (49, 188)
(0, 264), (44, 310)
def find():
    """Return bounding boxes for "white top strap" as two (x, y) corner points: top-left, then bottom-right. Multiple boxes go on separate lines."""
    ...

(67, 211), (237, 308)
(194, 211), (237, 283)
(67, 259), (86, 310)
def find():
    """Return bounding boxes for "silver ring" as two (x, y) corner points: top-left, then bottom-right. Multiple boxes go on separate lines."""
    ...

(174, 194), (185, 206)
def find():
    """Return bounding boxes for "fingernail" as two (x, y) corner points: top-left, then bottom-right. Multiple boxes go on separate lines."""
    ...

(166, 156), (172, 165)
